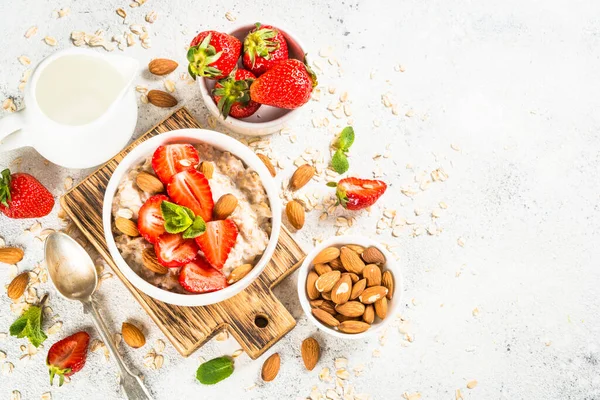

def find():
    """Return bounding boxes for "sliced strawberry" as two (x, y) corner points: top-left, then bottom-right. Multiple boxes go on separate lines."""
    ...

(179, 256), (228, 294)
(167, 169), (214, 222)
(151, 144), (200, 184)
(137, 195), (169, 244)
(335, 177), (387, 210)
(194, 219), (238, 269)
(47, 331), (90, 386)
(154, 232), (199, 268)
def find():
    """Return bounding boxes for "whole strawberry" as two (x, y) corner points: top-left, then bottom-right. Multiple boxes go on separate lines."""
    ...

(47, 331), (90, 386)
(242, 23), (289, 76)
(188, 31), (241, 80)
(250, 59), (317, 109)
(330, 177), (387, 210)
(0, 169), (54, 218)
(213, 69), (261, 119)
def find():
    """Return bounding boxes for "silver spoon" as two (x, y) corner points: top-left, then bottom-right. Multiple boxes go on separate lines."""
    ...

(45, 232), (153, 400)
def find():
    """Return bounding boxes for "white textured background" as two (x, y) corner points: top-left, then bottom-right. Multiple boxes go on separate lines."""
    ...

(1, 0), (600, 399)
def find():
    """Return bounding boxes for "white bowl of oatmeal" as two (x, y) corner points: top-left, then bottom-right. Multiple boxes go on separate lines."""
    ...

(102, 129), (281, 306)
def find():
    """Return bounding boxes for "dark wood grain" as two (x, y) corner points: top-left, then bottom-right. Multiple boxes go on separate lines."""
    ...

(60, 107), (305, 358)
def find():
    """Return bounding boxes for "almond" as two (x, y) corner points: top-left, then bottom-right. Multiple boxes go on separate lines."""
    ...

(311, 308), (340, 327)
(148, 58), (178, 75)
(301, 337), (320, 371)
(227, 264), (253, 284)
(309, 299), (324, 308)
(142, 248), (168, 274)
(338, 320), (371, 334)
(289, 164), (315, 191)
(257, 153), (276, 177)
(361, 246), (386, 265)
(362, 304), (375, 324)
(363, 264), (382, 287)
(382, 270), (394, 300)
(335, 301), (365, 317)
(147, 90), (178, 108)
(340, 247), (365, 274)
(329, 257), (344, 271)
(312, 247), (340, 265)
(0, 247), (24, 264)
(350, 278), (366, 300)
(321, 291), (332, 301)
(330, 274), (352, 304)
(213, 194), (238, 220)
(286, 200), (305, 230)
(7, 272), (29, 300)
(344, 272), (360, 283)
(374, 297), (388, 319)
(319, 300), (336, 315)
(346, 244), (365, 254)
(306, 271), (320, 300)
(261, 353), (280, 382)
(199, 161), (214, 179)
(315, 270), (341, 293)
(358, 286), (388, 304)
(115, 217), (139, 237)
(314, 263), (332, 275)
(135, 171), (164, 194)
(121, 322), (146, 348)
(335, 314), (361, 323)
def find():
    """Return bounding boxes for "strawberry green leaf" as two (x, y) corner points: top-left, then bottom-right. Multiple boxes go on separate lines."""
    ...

(337, 126), (355, 151)
(9, 305), (47, 347)
(326, 181), (338, 188)
(196, 356), (234, 385)
(161, 201), (195, 234)
(331, 149), (349, 174)
(0, 168), (11, 207)
(183, 216), (206, 239)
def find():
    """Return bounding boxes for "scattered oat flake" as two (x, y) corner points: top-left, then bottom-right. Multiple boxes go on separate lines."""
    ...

(164, 79), (176, 93)
(215, 331), (228, 341)
(466, 380), (478, 389)
(2, 361), (14, 375)
(472, 307), (480, 317)
(116, 8), (127, 18)
(11, 390), (21, 400)
(455, 389), (464, 400)
(64, 176), (73, 190)
(225, 11), (236, 21)
(44, 36), (58, 46)
(18, 56), (31, 66)
(154, 339), (165, 353)
(25, 26), (38, 38)
(451, 143), (461, 151)
(145, 10), (158, 23)
(232, 349), (243, 358)
(58, 7), (70, 17)
(41, 392), (52, 400)
(403, 393), (421, 400)
(3, 98), (16, 113)
(457, 237), (466, 247)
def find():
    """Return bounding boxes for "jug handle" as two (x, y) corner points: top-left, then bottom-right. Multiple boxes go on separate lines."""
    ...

(0, 110), (29, 153)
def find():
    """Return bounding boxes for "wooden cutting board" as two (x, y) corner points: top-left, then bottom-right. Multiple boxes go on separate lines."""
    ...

(60, 107), (306, 359)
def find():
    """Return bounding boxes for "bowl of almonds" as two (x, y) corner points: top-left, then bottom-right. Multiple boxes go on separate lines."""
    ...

(297, 235), (401, 339)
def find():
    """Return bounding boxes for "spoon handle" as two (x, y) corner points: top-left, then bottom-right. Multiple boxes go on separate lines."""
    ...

(83, 300), (153, 400)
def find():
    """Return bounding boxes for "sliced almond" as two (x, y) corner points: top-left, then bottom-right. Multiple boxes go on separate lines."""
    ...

(382, 270), (394, 300)
(315, 270), (341, 293)
(374, 297), (388, 319)
(289, 164), (315, 190)
(227, 264), (252, 284)
(301, 337), (320, 371)
(340, 247), (365, 274)
(213, 194), (238, 220)
(338, 320), (371, 334)
(312, 247), (340, 265)
(358, 286), (388, 304)
(361, 246), (386, 265)
(7, 272), (29, 300)
(286, 200), (305, 230)
(306, 271), (320, 300)
(330, 274), (352, 304)
(312, 308), (340, 327)
(122, 322), (146, 348)
(115, 217), (139, 237)
(314, 263), (332, 275)
(198, 161), (214, 179)
(0, 247), (24, 264)
(148, 58), (178, 75)
(335, 301), (365, 317)
(257, 153), (276, 177)
(363, 264), (382, 287)
(136, 171), (164, 194)
(362, 304), (375, 324)
(142, 248), (168, 274)
(350, 278), (366, 300)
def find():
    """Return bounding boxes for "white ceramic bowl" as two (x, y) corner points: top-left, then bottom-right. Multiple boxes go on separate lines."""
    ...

(197, 23), (307, 136)
(297, 235), (402, 339)
(103, 129), (282, 306)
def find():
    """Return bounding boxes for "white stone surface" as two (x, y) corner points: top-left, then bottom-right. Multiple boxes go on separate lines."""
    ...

(1, 0), (600, 399)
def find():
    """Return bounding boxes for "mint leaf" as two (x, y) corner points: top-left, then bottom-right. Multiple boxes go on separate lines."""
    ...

(337, 126), (355, 151)
(196, 356), (234, 385)
(331, 149), (349, 174)
(9, 305), (47, 347)
(183, 216), (206, 239)
(161, 201), (195, 234)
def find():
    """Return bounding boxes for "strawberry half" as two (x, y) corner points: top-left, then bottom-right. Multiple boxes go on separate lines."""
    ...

(194, 219), (238, 270)
(179, 256), (228, 294)
(213, 69), (261, 119)
(151, 144), (199, 184)
(154, 232), (199, 268)
(334, 177), (387, 210)
(47, 331), (90, 387)
(167, 169), (214, 222)
(0, 169), (54, 219)
(188, 31), (242, 80)
(242, 23), (289, 76)
(137, 194), (169, 244)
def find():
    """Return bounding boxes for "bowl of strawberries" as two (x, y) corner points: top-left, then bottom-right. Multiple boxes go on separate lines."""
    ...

(189, 23), (317, 136)
(102, 129), (281, 306)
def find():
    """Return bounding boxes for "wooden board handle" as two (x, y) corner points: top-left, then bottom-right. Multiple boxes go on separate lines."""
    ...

(220, 281), (296, 359)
